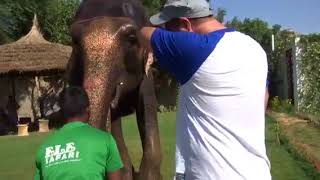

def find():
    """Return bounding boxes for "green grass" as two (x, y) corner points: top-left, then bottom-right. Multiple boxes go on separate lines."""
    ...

(266, 117), (310, 180)
(0, 132), (49, 180)
(270, 113), (320, 179)
(122, 112), (176, 179)
(282, 120), (320, 161)
(0, 112), (314, 180)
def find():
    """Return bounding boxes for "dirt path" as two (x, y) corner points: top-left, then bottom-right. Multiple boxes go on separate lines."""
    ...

(268, 111), (320, 171)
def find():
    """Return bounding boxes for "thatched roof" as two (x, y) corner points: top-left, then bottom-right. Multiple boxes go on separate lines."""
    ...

(0, 15), (72, 75)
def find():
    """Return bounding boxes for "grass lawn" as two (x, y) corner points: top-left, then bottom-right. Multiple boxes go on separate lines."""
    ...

(0, 112), (313, 180)
(265, 117), (310, 180)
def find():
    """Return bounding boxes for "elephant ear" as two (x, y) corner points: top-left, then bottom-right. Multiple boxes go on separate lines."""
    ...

(145, 52), (154, 77)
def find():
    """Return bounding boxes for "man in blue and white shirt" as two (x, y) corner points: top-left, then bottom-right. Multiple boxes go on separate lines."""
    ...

(141, 0), (271, 179)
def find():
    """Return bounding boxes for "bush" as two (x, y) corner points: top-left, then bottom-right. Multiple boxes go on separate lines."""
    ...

(158, 105), (177, 113)
(297, 40), (320, 116)
(269, 96), (294, 114)
(269, 96), (282, 111)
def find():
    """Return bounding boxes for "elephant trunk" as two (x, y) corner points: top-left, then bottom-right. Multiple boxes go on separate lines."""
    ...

(83, 72), (113, 129)
(82, 31), (121, 130)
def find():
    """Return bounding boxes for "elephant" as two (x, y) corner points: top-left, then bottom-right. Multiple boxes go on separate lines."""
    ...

(111, 53), (153, 109)
(65, 0), (162, 179)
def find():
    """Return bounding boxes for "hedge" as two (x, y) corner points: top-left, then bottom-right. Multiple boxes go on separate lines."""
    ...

(297, 35), (320, 116)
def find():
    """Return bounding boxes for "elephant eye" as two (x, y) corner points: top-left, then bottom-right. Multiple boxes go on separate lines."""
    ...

(126, 34), (138, 45)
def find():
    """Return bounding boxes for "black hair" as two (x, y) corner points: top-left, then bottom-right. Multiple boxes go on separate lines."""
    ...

(59, 86), (89, 120)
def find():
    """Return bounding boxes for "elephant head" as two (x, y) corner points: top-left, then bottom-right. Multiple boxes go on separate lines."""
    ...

(67, 16), (151, 129)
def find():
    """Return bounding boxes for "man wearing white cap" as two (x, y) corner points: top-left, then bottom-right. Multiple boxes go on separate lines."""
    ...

(141, 0), (271, 179)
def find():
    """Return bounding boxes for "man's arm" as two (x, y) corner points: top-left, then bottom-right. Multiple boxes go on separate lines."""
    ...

(34, 168), (41, 180)
(107, 170), (122, 180)
(265, 88), (269, 111)
(34, 159), (42, 180)
(140, 27), (156, 51)
(105, 135), (123, 180)
(140, 27), (214, 85)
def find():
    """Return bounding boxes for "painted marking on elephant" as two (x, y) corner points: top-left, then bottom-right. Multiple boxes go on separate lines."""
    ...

(82, 28), (122, 126)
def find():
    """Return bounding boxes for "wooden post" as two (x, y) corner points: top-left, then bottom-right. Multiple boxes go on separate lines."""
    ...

(10, 77), (16, 101)
(35, 76), (42, 97)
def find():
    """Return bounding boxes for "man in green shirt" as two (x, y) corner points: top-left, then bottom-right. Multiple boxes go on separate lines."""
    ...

(34, 86), (123, 180)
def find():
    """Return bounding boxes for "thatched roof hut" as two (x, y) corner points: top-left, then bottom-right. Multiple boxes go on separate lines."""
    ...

(0, 15), (72, 127)
(0, 15), (72, 75)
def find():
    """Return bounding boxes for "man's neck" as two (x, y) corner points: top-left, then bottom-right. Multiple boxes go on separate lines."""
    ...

(194, 18), (226, 34)
(65, 115), (88, 124)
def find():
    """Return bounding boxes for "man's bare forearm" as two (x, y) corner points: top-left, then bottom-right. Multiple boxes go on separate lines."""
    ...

(140, 27), (156, 51)
(107, 170), (122, 180)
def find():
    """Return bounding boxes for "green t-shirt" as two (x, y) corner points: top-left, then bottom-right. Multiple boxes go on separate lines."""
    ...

(34, 121), (123, 180)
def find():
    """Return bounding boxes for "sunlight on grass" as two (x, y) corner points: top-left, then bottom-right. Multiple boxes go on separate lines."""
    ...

(0, 113), (313, 180)
(266, 117), (309, 180)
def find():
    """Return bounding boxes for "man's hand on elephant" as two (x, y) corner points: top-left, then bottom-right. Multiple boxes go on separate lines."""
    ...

(145, 52), (154, 76)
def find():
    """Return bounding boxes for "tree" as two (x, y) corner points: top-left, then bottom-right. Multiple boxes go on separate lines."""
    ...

(215, 8), (226, 23)
(0, 0), (80, 44)
(225, 17), (242, 29)
(41, 0), (80, 44)
(272, 24), (282, 35)
(226, 17), (272, 53)
(0, 3), (11, 44)
(142, 0), (164, 15)
(300, 33), (320, 45)
(0, 28), (10, 44)
(0, 0), (44, 41)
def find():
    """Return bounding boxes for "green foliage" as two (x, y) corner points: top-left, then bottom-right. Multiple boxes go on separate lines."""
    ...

(269, 29), (296, 72)
(0, 4), (11, 44)
(225, 18), (283, 74)
(300, 33), (320, 45)
(41, 0), (80, 44)
(215, 8), (226, 23)
(0, 0), (80, 44)
(225, 17), (300, 82)
(269, 96), (282, 111)
(158, 105), (177, 113)
(0, 0), (41, 41)
(0, 28), (10, 44)
(298, 37), (320, 116)
(142, 0), (163, 15)
(226, 18), (272, 53)
(283, 99), (294, 114)
(269, 96), (294, 114)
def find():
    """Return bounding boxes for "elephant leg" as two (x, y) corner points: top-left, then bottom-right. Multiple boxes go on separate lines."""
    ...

(111, 117), (134, 180)
(136, 74), (161, 180)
